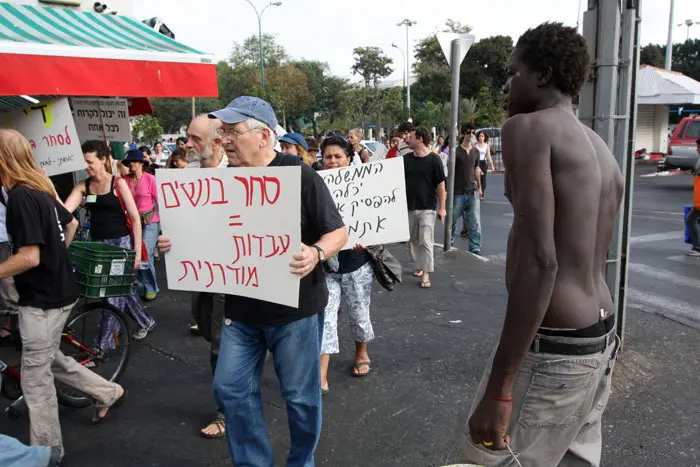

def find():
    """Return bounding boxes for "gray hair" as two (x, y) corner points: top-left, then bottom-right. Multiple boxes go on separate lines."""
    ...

(195, 114), (221, 144)
(245, 118), (277, 148)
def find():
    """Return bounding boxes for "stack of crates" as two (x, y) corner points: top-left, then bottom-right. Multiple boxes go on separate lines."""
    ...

(69, 242), (136, 299)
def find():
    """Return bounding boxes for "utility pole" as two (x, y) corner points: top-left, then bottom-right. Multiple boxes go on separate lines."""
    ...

(397, 19), (416, 118)
(244, 0), (282, 89)
(678, 19), (700, 41)
(392, 43), (407, 120)
(665, 0), (675, 70)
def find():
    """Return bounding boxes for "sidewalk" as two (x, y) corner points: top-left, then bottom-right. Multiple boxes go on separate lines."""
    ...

(1, 248), (698, 466)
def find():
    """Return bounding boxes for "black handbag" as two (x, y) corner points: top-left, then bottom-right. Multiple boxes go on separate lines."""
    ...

(366, 244), (403, 291)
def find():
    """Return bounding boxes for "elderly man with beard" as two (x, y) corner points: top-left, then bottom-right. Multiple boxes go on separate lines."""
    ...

(158, 97), (347, 467)
(181, 115), (230, 439)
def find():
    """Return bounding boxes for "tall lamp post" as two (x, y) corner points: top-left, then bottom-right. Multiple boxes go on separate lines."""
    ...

(391, 42), (407, 120)
(244, 0), (282, 89)
(397, 19), (416, 118)
(678, 19), (700, 41)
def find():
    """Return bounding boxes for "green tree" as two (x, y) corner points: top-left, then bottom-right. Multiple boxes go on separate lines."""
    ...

(461, 36), (514, 99)
(266, 64), (314, 129)
(339, 85), (374, 131)
(151, 98), (191, 134)
(414, 101), (443, 129)
(640, 44), (664, 68)
(474, 86), (506, 128)
(229, 33), (288, 69)
(292, 60), (348, 136)
(132, 115), (163, 143)
(351, 47), (393, 135)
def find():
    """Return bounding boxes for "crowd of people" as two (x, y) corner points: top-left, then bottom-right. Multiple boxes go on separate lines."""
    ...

(0, 22), (632, 467)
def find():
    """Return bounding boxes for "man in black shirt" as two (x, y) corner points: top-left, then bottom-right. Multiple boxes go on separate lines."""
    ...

(0, 129), (125, 460)
(403, 126), (446, 288)
(452, 123), (483, 254)
(157, 97), (347, 467)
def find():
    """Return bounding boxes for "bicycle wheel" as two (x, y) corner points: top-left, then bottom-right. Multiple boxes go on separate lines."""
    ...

(56, 302), (131, 408)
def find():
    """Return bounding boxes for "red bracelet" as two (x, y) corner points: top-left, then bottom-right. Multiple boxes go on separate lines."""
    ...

(486, 390), (513, 403)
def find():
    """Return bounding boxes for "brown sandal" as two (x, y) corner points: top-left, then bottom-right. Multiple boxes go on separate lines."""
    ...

(200, 417), (226, 439)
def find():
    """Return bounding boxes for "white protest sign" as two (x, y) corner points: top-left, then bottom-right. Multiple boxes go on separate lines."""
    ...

(0, 98), (84, 176)
(320, 157), (409, 249)
(71, 98), (131, 142)
(157, 167), (302, 308)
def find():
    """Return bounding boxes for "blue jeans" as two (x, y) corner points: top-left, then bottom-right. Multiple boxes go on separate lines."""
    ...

(213, 313), (324, 467)
(0, 434), (51, 467)
(451, 193), (482, 252)
(137, 221), (160, 295)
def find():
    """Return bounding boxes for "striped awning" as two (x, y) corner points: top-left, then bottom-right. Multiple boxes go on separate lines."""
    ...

(0, 2), (218, 98)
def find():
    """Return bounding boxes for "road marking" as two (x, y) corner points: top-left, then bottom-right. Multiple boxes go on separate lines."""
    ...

(482, 200), (510, 206)
(629, 231), (684, 244)
(628, 263), (700, 289)
(628, 288), (700, 327)
(436, 243), (493, 263)
(666, 255), (700, 265)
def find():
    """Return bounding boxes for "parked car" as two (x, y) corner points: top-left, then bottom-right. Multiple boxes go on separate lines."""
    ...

(361, 140), (388, 162)
(663, 116), (700, 170)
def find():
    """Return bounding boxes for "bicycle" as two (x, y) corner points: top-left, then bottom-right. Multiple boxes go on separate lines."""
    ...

(1, 242), (136, 418)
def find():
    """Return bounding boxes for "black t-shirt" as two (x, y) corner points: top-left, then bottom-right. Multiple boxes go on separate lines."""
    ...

(454, 146), (480, 195)
(403, 152), (446, 210)
(337, 249), (371, 274)
(6, 186), (80, 308)
(225, 153), (345, 325)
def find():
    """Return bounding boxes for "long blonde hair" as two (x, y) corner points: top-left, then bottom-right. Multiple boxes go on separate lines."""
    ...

(296, 146), (315, 167)
(0, 129), (57, 198)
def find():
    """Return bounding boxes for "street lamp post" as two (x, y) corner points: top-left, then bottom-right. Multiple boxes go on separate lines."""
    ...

(397, 19), (416, 118)
(244, 0), (282, 89)
(678, 19), (700, 41)
(391, 43), (407, 120)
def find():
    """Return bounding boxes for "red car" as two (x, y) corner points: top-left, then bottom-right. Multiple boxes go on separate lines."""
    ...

(665, 116), (700, 170)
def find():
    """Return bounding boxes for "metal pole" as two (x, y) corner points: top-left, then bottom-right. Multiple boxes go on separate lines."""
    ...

(443, 39), (461, 251)
(258, 14), (265, 88)
(405, 24), (411, 118)
(191, 97), (195, 120)
(665, 0), (674, 70)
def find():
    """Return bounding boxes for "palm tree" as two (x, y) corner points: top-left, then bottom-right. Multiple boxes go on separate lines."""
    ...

(460, 98), (479, 124)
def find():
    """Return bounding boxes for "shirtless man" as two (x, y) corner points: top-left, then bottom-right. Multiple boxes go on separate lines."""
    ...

(461, 22), (625, 467)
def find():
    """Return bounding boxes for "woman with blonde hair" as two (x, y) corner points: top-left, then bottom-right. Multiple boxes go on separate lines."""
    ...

(65, 141), (156, 342)
(347, 128), (369, 166)
(279, 132), (315, 166)
(0, 129), (126, 459)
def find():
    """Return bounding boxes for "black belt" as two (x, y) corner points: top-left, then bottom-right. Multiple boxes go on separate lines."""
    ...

(530, 316), (616, 355)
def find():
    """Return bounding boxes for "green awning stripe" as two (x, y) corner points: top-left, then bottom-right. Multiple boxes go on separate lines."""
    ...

(113, 15), (202, 54)
(40, 6), (116, 49)
(0, 6), (50, 44)
(3, 3), (82, 46)
(0, 1), (207, 57)
(24, 4), (103, 48)
(51, 8), (142, 50)
(63, 9), (152, 51)
(91, 13), (178, 52)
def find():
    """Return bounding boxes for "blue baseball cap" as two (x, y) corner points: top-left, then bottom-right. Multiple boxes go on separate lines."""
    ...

(279, 132), (308, 151)
(208, 96), (278, 131)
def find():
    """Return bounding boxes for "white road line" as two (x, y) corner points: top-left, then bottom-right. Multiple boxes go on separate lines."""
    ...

(628, 288), (700, 326)
(666, 255), (700, 265)
(488, 253), (508, 263)
(629, 231), (684, 244)
(628, 263), (700, 289)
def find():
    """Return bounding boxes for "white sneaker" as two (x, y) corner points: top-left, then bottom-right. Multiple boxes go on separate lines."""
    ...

(687, 249), (700, 257)
(133, 319), (156, 340)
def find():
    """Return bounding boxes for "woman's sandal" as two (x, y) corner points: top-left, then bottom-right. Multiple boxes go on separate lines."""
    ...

(200, 417), (226, 439)
(352, 361), (372, 377)
(420, 281), (432, 289)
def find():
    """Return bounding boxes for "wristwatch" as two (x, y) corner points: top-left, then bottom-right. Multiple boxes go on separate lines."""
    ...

(312, 245), (325, 262)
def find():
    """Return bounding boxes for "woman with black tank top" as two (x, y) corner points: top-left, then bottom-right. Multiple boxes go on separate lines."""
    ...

(64, 141), (156, 345)
(318, 136), (375, 394)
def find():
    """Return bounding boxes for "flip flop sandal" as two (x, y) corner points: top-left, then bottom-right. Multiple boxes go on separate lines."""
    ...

(321, 387), (330, 396)
(93, 389), (127, 425)
(200, 417), (226, 439)
(352, 361), (372, 377)
(413, 270), (424, 277)
(420, 281), (432, 289)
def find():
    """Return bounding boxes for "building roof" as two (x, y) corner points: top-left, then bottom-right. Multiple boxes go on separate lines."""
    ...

(637, 65), (700, 105)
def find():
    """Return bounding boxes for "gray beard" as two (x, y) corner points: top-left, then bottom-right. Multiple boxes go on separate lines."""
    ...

(186, 146), (214, 162)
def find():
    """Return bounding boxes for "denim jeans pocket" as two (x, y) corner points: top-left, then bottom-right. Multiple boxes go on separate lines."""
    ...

(518, 357), (600, 429)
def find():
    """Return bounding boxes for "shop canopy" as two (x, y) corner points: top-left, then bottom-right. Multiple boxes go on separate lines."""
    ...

(0, 2), (218, 98)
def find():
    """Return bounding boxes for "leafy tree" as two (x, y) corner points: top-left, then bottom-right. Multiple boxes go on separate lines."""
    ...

(132, 115), (163, 143)
(461, 36), (514, 100)
(293, 60), (348, 136)
(414, 101), (443, 129)
(151, 98), (191, 134)
(351, 47), (393, 134)
(229, 33), (288, 69)
(339, 85), (374, 131)
(266, 64), (314, 129)
(640, 44), (664, 68)
(474, 86), (506, 128)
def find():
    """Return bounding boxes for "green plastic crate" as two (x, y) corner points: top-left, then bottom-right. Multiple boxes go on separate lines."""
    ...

(69, 241), (136, 299)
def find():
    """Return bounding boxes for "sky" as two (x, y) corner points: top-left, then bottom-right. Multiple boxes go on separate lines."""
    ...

(135, 0), (698, 82)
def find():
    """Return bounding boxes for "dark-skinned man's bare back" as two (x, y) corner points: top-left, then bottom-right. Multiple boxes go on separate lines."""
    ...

(462, 22), (625, 467)
(504, 108), (624, 330)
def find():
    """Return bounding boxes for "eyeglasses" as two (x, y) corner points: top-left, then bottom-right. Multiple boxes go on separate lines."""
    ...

(218, 128), (259, 139)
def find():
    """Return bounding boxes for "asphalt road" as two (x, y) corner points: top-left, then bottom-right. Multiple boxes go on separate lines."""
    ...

(437, 165), (700, 329)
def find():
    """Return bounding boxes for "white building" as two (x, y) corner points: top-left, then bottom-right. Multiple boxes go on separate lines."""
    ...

(635, 65), (700, 153)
